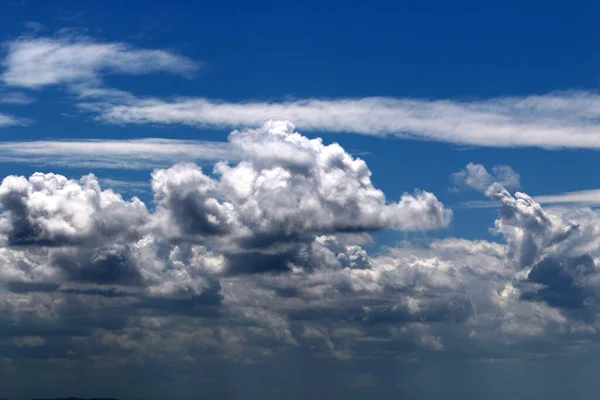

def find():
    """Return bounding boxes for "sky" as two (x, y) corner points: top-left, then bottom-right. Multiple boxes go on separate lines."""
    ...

(2, 0), (600, 399)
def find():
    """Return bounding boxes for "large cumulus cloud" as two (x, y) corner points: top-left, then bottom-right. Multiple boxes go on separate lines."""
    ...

(151, 120), (451, 273)
(153, 121), (451, 243)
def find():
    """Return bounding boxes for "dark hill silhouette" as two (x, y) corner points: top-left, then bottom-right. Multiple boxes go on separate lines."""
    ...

(31, 398), (121, 400)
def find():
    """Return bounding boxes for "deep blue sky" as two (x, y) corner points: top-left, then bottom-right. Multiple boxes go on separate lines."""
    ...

(4, 0), (600, 98)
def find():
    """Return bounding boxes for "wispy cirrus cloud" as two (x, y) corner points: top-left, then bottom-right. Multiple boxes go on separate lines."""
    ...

(0, 112), (27, 127)
(461, 189), (600, 209)
(0, 34), (199, 128)
(89, 91), (600, 150)
(97, 178), (151, 193)
(0, 89), (33, 127)
(0, 90), (34, 105)
(533, 189), (600, 206)
(2, 35), (199, 89)
(7, 35), (600, 152)
(0, 138), (234, 169)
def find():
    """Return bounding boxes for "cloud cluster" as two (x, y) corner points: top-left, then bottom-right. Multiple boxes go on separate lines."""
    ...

(0, 123), (456, 365)
(3, 151), (600, 368)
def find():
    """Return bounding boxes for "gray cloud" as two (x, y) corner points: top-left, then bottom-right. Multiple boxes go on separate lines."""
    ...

(523, 255), (595, 309)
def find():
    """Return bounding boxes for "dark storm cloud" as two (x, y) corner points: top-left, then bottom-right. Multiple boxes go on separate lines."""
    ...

(523, 255), (596, 309)
(51, 246), (143, 286)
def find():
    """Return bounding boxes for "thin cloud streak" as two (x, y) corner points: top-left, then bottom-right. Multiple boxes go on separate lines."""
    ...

(97, 178), (151, 193)
(534, 189), (600, 206)
(95, 91), (600, 149)
(0, 90), (35, 105)
(0, 112), (27, 127)
(6, 36), (600, 150)
(460, 188), (600, 208)
(0, 138), (235, 169)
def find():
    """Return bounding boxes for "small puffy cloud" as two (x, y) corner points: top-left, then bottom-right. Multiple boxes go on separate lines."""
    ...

(451, 162), (520, 192)
(491, 165), (521, 190)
